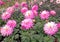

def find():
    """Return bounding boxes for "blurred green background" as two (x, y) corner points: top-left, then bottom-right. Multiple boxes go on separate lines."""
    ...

(0, 0), (27, 9)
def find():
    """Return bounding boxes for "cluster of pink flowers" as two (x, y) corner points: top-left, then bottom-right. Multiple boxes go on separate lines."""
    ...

(20, 2), (39, 30)
(1, 6), (15, 20)
(0, 1), (60, 37)
(20, 2), (60, 36)
(0, 2), (19, 36)
(39, 10), (60, 35)
(0, 2), (18, 36)
(0, 20), (16, 36)
(39, 10), (56, 20)
(1, 1), (20, 20)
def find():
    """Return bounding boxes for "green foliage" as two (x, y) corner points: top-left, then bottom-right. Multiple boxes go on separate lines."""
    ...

(0, 0), (60, 42)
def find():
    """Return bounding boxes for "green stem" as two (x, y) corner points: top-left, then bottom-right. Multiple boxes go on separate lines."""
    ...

(52, 35), (58, 42)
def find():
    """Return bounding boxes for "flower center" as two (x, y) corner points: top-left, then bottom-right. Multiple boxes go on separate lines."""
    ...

(47, 23), (52, 28)
(4, 27), (8, 31)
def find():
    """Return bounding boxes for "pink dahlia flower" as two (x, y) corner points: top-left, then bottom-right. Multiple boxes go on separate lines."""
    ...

(0, 0), (5, 5)
(43, 22), (58, 35)
(1, 25), (13, 36)
(6, 20), (16, 29)
(6, 6), (15, 14)
(56, 0), (60, 4)
(20, 2), (28, 7)
(1, 12), (11, 20)
(50, 10), (56, 16)
(24, 10), (35, 19)
(32, 5), (38, 11)
(21, 19), (34, 30)
(39, 10), (50, 20)
(21, 7), (28, 14)
(14, 2), (19, 8)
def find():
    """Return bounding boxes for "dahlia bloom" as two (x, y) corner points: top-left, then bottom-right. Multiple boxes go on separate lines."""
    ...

(21, 7), (28, 14)
(6, 6), (15, 14)
(43, 22), (58, 35)
(39, 10), (50, 20)
(0, 0), (5, 5)
(14, 2), (19, 8)
(56, 0), (60, 4)
(21, 19), (34, 30)
(1, 25), (13, 36)
(20, 2), (28, 7)
(50, 10), (56, 16)
(6, 20), (17, 29)
(1, 12), (11, 20)
(24, 10), (35, 19)
(32, 5), (38, 11)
